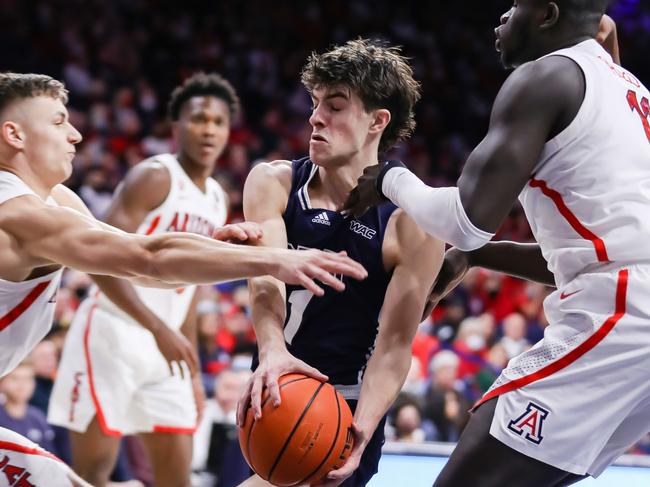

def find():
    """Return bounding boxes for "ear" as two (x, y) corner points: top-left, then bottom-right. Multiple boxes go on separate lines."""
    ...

(540, 2), (560, 30)
(369, 108), (391, 135)
(1, 121), (25, 150)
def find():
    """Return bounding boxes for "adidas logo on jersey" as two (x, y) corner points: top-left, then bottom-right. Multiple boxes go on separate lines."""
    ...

(311, 212), (331, 226)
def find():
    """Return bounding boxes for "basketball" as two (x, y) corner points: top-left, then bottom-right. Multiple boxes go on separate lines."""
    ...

(238, 373), (354, 486)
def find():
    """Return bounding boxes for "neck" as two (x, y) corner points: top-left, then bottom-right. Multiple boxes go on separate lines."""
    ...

(536, 30), (594, 59)
(177, 152), (214, 192)
(0, 158), (52, 199)
(4, 401), (27, 418)
(312, 149), (380, 209)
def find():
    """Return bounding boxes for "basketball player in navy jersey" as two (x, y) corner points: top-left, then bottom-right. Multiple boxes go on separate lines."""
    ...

(235, 40), (445, 487)
(49, 73), (260, 487)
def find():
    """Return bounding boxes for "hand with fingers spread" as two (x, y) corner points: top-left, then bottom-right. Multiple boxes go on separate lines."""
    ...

(341, 160), (406, 219)
(270, 249), (367, 296)
(313, 423), (369, 487)
(151, 322), (199, 379)
(236, 347), (328, 426)
(213, 221), (264, 244)
(422, 247), (471, 319)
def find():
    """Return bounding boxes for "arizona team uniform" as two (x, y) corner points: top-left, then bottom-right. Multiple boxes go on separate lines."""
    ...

(475, 40), (650, 476)
(253, 158), (398, 486)
(48, 154), (228, 437)
(0, 172), (79, 486)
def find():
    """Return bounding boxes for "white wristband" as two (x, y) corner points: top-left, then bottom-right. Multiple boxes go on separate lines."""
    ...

(382, 168), (494, 251)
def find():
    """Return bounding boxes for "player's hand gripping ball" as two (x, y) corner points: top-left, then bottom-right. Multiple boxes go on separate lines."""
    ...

(239, 373), (354, 486)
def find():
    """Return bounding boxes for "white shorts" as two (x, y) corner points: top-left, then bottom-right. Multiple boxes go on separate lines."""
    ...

(476, 264), (650, 477)
(48, 299), (197, 436)
(0, 427), (80, 487)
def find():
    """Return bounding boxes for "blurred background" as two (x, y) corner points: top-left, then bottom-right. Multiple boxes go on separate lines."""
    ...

(0, 1), (649, 485)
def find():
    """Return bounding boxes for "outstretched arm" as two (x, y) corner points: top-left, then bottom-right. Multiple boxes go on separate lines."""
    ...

(4, 191), (367, 294)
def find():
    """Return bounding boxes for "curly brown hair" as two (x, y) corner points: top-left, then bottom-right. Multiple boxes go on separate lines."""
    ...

(301, 38), (421, 153)
(0, 73), (68, 114)
(168, 72), (241, 121)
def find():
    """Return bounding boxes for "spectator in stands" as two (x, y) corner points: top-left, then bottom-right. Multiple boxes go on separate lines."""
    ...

(423, 351), (470, 442)
(499, 312), (531, 360)
(0, 359), (57, 455)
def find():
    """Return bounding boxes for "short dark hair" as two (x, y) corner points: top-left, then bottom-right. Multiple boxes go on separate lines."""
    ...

(0, 73), (68, 115)
(301, 38), (421, 153)
(167, 72), (241, 121)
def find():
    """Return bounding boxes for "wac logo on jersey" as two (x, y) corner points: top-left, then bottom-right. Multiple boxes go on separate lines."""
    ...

(507, 402), (549, 445)
(349, 220), (376, 240)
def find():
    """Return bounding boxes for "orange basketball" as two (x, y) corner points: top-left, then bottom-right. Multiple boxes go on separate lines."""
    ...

(238, 373), (354, 486)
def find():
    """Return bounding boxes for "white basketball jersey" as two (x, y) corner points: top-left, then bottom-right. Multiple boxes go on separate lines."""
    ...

(0, 172), (63, 377)
(95, 154), (228, 330)
(518, 40), (650, 288)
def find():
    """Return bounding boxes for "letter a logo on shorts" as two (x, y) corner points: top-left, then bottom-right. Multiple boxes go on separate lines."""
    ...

(507, 402), (549, 445)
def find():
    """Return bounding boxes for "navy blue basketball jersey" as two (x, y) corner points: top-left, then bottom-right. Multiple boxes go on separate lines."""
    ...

(259, 157), (398, 400)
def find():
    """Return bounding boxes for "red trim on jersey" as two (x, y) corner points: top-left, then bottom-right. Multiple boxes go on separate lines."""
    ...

(0, 440), (63, 463)
(529, 178), (610, 262)
(0, 281), (51, 332)
(82, 305), (122, 437)
(152, 425), (197, 434)
(144, 215), (161, 235)
(473, 268), (628, 411)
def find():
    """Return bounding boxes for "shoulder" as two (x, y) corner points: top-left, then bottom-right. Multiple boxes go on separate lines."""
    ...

(114, 158), (171, 210)
(244, 160), (293, 202)
(494, 56), (584, 117)
(51, 185), (93, 217)
(383, 209), (445, 270)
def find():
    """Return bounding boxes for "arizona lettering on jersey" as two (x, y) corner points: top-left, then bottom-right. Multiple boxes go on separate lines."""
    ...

(94, 154), (228, 331)
(518, 40), (650, 288)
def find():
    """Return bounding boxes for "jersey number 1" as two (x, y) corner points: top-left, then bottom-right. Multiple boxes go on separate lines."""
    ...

(284, 290), (313, 345)
(627, 89), (650, 143)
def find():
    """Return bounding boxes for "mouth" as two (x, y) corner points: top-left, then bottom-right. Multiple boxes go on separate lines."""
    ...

(494, 28), (502, 53)
(310, 134), (328, 143)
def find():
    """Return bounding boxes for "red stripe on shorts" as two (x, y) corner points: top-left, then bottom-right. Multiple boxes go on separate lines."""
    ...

(152, 425), (197, 434)
(529, 178), (610, 262)
(473, 268), (628, 411)
(0, 281), (50, 332)
(82, 305), (122, 437)
(0, 440), (63, 463)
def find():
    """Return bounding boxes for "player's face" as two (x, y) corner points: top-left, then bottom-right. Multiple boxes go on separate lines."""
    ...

(10, 96), (81, 185)
(495, 0), (546, 68)
(174, 96), (231, 170)
(308, 85), (377, 167)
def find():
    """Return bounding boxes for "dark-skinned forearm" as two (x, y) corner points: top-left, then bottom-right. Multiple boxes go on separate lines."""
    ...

(467, 241), (556, 287)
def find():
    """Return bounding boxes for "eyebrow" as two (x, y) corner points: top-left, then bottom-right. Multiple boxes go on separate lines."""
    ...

(311, 90), (350, 103)
(54, 111), (67, 119)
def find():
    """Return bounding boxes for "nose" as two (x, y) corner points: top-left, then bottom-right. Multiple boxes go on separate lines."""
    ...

(309, 105), (325, 128)
(69, 124), (83, 144)
(500, 8), (512, 25)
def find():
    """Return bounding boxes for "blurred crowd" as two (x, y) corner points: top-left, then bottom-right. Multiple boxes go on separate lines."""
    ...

(1, 0), (649, 485)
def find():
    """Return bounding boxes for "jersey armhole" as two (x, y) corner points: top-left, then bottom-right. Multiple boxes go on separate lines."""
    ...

(534, 54), (594, 174)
